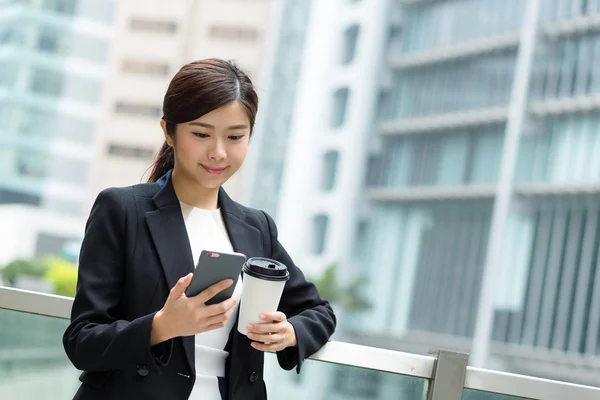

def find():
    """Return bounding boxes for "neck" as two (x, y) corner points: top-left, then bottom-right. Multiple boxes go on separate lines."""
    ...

(171, 169), (219, 210)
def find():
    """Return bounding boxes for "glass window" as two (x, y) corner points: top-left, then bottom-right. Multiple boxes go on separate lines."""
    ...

(122, 59), (170, 76)
(130, 19), (177, 34)
(341, 25), (360, 65)
(114, 101), (162, 118)
(37, 28), (61, 53)
(107, 143), (155, 160)
(42, 0), (77, 15)
(322, 151), (340, 191)
(30, 67), (63, 96)
(331, 87), (350, 128)
(209, 25), (259, 41)
(16, 153), (47, 179)
(312, 214), (329, 255)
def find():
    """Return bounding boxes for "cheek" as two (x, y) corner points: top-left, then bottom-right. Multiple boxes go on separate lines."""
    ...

(230, 143), (249, 164)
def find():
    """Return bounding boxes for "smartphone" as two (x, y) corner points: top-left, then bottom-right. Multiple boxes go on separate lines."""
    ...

(185, 250), (246, 305)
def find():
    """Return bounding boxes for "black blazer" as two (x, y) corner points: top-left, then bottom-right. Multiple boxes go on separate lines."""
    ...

(63, 171), (336, 400)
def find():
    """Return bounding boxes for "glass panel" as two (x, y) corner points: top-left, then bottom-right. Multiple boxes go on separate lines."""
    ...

(331, 88), (350, 128)
(342, 25), (360, 65)
(370, 127), (504, 189)
(322, 151), (340, 191)
(401, 0), (524, 53)
(312, 215), (329, 255)
(0, 309), (78, 399)
(264, 353), (428, 399)
(463, 389), (529, 400)
(391, 51), (517, 119)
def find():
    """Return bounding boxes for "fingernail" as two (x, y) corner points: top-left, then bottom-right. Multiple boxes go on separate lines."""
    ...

(247, 324), (253, 331)
(260, 314), (266, 320)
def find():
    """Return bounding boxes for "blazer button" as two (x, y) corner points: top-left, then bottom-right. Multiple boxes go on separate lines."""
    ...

(137, 365), (150, 377)
(248, 371), (259, 383)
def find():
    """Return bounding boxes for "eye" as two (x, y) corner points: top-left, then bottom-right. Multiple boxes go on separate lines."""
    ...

(229, 135), (245, 141)
(192, 132), (209, 138)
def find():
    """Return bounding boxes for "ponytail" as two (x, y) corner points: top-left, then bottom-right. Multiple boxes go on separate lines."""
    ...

(148, 141), (174, 183)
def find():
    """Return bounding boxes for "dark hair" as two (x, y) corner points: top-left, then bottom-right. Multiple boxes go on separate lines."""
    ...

(148, 58), (258, 183)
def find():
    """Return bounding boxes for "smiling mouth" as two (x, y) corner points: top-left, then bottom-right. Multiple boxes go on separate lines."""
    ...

(201, 165), (227, 175)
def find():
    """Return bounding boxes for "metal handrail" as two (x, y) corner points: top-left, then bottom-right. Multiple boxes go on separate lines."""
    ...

(2, 286), (600, 399)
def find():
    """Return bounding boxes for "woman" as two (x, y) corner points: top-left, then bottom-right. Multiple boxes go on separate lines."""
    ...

(63, 59), (336, 400)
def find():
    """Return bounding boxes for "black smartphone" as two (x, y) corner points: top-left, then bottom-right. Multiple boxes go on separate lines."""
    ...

(185, 250), (246, 305)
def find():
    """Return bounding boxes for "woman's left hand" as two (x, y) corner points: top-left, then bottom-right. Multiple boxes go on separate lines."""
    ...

(247, 312), (297, 352)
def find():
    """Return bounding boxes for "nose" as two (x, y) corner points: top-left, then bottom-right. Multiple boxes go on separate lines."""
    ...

(209, 139), (226, 161)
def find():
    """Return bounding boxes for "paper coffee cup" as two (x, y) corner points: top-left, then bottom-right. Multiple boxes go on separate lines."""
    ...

(237, 257), (289, 336)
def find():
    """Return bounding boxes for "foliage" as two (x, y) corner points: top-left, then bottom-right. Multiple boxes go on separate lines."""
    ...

(43, 256), (78, 297)
(0, 258), (48, 286)
(311, 263), (371, 312)
(1, 256), (78, 297)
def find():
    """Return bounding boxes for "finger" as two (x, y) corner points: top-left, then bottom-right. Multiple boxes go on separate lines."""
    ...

(251, 341), (284, 352)
(195, 279), (233, 303)
(204, 296), (237, 317)
(248, 332), (284, 343)
(171, 273), (193, 297)
(204, 321), (228, 332)
(260, 311), (286, 323)
(203, 311), (231, 327)
(247, 322), (281, 334)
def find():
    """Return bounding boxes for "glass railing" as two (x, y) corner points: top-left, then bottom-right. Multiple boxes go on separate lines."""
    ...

(1, 286), (600, 400)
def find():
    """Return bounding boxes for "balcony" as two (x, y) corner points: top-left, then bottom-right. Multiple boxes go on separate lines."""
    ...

(1, 286), (599, 399)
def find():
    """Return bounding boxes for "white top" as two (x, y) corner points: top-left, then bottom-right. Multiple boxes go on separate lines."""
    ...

(180, 202), (242, 400)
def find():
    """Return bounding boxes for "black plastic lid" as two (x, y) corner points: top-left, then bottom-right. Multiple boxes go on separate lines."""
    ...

(242, 257), (289, 281)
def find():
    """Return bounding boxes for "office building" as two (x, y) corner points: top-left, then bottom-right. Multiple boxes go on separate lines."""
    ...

(87, 0), (272, 207)
(252, 0), (600, 388)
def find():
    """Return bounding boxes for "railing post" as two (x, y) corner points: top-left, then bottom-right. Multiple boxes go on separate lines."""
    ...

(426, 350), (470, 400)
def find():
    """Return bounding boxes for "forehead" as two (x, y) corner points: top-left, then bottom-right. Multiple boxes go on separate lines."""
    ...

(191, 101), (250, 127)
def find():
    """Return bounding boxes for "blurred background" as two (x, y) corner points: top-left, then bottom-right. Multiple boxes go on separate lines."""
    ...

(2, 0), (600, 398)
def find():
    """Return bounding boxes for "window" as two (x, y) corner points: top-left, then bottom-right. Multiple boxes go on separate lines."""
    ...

(107, 143), (155, 160)
(130, 19), (177, 34)
(321, 151), (339, 191)
(37, 28), (61, 53)
(42, 0), (77, 15)
(331, 88), (350, 128)
(16, 153), (46, 179)
(114, 101), (161, 118)
(122, 59), (170, 76)
(312, 215), (329, 255)
(209, 25), (259, 41)
(30, 68), (63, 96)
(341, 25), (359, 65)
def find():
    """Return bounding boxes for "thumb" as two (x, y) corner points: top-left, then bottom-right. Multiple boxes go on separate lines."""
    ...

(172, 273), (193, 296)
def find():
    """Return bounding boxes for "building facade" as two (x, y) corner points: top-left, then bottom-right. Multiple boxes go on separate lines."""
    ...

(253, 0), (600, 391)
(86, 0), (273, 208)
(0, 0), (116, 213)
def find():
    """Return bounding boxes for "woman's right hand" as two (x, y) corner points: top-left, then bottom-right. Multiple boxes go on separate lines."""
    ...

(151, 273), (237, 345)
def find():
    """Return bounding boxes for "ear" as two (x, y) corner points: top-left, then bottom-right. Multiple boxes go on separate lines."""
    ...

(160, 119), (174, 148)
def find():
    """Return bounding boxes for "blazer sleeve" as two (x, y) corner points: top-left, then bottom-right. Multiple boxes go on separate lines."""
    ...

(261, 211), (337, 373)
(63, 188), (172, 374)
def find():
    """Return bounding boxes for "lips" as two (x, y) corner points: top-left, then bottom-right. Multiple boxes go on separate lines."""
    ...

(201, 165), (227, 175)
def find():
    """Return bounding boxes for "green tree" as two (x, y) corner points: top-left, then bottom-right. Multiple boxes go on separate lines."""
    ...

(311, 263), (371, 313)
(0, 258), (48, 286)
(43, 256), (78, 297)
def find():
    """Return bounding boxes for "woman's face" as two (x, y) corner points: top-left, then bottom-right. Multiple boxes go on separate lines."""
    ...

(163, 101), (251, 190)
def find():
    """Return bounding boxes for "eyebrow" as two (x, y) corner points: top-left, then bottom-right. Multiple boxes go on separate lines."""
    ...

(188, 122), (249, 130)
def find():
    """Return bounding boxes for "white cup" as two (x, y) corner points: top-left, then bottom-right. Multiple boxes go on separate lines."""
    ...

(237, 257), (289, 336)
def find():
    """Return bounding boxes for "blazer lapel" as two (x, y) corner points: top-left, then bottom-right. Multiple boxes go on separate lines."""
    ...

(218, 187), (264, 258)
(145, 172), (196, 372)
